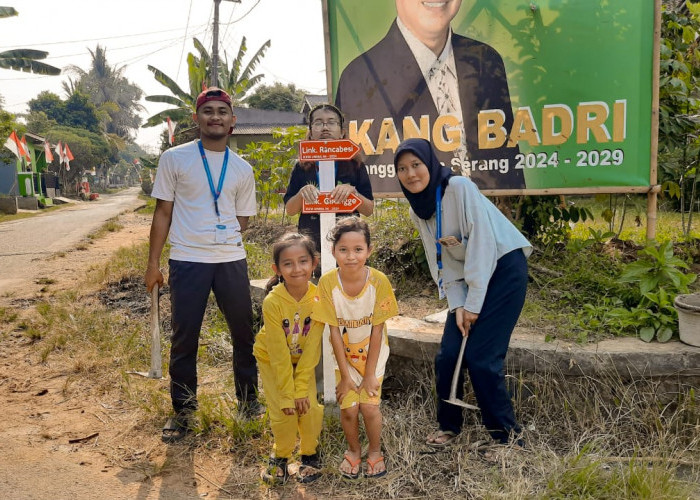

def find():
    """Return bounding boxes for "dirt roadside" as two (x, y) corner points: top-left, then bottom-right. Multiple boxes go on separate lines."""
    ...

(0, 211), (260, 500)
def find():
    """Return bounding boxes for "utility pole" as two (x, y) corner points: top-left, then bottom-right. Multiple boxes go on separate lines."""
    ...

(210, 0), (240, 88)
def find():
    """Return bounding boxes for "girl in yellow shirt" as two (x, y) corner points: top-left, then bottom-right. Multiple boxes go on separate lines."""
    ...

(253, 233), (324, 485)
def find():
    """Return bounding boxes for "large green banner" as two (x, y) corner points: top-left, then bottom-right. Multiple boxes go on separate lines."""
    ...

(327, 0), (655, 193)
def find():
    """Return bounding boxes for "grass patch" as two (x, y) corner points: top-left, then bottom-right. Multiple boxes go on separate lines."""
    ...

(136, 195), (156, 215)
(87, 217), (124, 240)
(7, 237), (699, 498)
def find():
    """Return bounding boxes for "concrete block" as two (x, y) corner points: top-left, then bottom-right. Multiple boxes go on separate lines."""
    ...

(0, 196), (17, 214)
(16, 196), (39, 210)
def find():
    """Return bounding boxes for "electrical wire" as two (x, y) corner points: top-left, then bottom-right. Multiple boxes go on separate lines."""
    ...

(176, 0), (194, 82)
(0, 24), (208, 50)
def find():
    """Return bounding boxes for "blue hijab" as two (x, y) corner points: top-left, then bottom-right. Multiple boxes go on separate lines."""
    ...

(394, 138), (454, 220)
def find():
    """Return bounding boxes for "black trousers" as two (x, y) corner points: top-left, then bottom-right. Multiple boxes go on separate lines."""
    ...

(168, 259), (257, 413)
(435, 249), (528, 443)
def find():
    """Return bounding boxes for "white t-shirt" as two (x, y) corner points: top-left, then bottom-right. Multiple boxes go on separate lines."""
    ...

(151, 140), (257, 263)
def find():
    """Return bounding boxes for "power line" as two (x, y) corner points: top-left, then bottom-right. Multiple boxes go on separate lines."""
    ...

(176, 0), (195, 82)
(0, 24), (208, 50)
(221, 0), (262, 25)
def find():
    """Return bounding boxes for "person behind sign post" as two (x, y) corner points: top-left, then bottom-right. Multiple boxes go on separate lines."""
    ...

(254, 233), (324, 485)
(394, 138), (531, 455)
(145, 87), (261, 443)
(283, 104), (374, 266)
(311, 217), (399, 479)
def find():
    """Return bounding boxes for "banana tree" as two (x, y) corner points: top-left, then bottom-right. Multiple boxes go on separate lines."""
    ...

(143, 36), (270, 128)
(0, 7), (60, 75)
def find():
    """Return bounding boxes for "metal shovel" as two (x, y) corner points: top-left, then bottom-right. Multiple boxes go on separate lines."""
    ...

(128, 285), (163, 379)
(443, 335), (479, 409)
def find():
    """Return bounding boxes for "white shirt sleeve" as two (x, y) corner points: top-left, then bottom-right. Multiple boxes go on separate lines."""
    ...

(234, 159), (257, 217)
(151, 151), (176, 202)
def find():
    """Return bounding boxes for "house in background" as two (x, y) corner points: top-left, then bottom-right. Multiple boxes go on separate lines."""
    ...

(229, 106), (305, 151)
(228, 94), (330, 151)
(0, 132), (56, 212)
(300, 94), (329, 118)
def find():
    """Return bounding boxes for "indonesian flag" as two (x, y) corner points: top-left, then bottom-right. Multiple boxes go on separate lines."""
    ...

(20, 135), (31, 162)
(64, 144), (74, 171)
(3, 131), (26, 159)
(44, 141), (54, 162)
(167, 117), (175, 146)
(54, 140), (64, 164)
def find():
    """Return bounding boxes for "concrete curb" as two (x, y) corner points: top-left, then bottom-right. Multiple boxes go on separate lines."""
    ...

(250, 280), (700, 388)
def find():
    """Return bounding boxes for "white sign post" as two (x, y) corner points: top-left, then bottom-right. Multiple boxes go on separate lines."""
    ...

(317, 160), (337, 403)
(299, 139), (361, 404)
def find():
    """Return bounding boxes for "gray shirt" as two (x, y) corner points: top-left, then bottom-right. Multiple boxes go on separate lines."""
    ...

(410, 176), (532, 314)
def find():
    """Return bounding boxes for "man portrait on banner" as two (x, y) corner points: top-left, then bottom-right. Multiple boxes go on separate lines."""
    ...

(335, 0), (525, 190)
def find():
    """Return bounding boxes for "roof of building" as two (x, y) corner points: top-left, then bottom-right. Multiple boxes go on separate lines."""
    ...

(300, 94), (330, 119)
(230, 106), (305, 136)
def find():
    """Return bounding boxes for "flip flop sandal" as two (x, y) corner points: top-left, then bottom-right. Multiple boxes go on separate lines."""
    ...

(364, 455), (387, 479)
(262, 457), (289, 485)
(425, 430), (458, 449)
(161, 415), (190, 443)
(297, 453), (322, 483)
(339, 452), (361, 480)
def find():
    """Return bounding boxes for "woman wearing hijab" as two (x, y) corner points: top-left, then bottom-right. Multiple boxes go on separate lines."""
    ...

(394, 138), (532, 450)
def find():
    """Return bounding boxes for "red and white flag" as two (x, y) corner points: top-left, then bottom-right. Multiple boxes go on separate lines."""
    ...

(167, 117), (175, 146)
(54, 140), (64, 164)
(20, 135), (31, 162)
(64, 144), (74, 171)
(44, 141), (54, 162)
(3, 131), (26, 159)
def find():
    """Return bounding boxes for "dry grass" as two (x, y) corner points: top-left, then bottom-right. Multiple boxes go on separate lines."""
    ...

(3, 213), (699, 499)
(8, 275), (699, 499)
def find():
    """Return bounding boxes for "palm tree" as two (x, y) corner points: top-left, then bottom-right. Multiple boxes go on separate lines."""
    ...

(143, 36), (270, 128)
(0, 7), (60, 75)
(63, 45), (144, 140)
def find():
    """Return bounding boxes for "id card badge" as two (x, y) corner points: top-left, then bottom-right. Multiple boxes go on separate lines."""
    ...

(215, 224), (227, 244)
(437, 271), (446, 300)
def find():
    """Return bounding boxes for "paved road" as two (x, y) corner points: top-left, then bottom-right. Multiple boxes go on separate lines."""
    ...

(0, 187), (144, 293)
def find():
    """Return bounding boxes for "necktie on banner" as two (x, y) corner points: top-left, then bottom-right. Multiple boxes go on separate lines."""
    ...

(3, 131), (26, 159)
(428, 62), (469, 171)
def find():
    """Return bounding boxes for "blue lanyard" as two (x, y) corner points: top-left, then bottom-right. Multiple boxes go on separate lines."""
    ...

(436, 185), (443, 273)
(198, 140), (229, 218)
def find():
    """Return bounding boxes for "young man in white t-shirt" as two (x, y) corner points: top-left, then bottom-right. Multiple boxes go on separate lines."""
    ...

(146, 87), (260, 442)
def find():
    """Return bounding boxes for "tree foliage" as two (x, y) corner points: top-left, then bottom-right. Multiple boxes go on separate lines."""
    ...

(241, 126), (306, 222)
(658, 1), (700, 235)
(246, 82), (307, 112)
(62, 45), (144, 140)
(143, 36), (270, 133)
(28, 91), (101, 133)
(0, 6), (61, 75)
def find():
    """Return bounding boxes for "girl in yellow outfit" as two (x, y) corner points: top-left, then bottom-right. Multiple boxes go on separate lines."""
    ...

(312, 217), (399, 479)
(253, 233), (324, 485)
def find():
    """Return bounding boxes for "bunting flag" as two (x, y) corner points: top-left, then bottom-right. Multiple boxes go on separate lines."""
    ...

(3, 131), (26, 159)
(64, 144), (74, 171)
(20, 135), (31, 162)
(167, 117), (175, 146)
(54, 140), (64, 164)
(44, 141), (54, 162)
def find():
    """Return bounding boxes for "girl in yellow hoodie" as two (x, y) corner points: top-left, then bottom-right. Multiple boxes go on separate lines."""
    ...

(253, 233), (324, 485)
